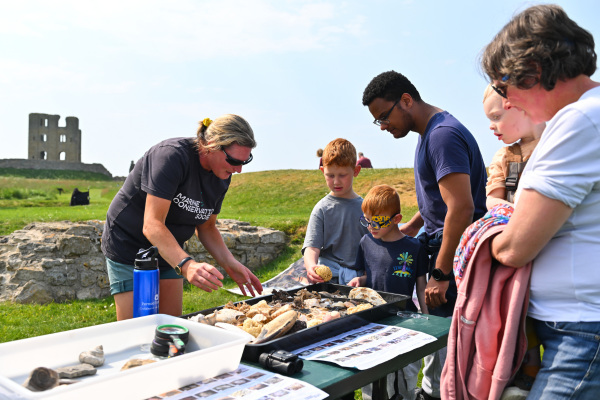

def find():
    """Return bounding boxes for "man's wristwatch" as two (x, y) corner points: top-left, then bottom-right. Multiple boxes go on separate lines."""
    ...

(431, 268), (454, 282)
(175, 257), (194, 276)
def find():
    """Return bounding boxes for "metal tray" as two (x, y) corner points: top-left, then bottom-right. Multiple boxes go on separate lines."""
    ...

(180, 283), (410, 362)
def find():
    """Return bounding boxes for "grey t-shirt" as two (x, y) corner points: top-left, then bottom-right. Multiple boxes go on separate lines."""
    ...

(302, 194), (368, 273)
(102, 137), (230, 271)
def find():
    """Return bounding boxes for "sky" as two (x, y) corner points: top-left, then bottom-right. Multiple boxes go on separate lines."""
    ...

(1, 0), (599, 177)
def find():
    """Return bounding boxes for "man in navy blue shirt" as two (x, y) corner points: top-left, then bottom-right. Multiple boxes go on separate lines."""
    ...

(362, 71), (487, 400)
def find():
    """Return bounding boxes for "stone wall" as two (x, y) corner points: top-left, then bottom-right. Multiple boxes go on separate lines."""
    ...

(0, 159), (113, 178)
(0, 220), (285, 304)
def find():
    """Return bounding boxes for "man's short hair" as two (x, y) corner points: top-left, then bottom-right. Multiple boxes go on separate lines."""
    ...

(481, 5), (597, 91)
(362, 71), (422, 106)
(358, 152), (364, 157)
(322, 138), (357, 168)
(362, 185), (401, 216)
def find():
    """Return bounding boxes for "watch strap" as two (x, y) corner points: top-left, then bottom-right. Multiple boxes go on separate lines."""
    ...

(176, 257), (194, 276)
(432, 268), (454, 281)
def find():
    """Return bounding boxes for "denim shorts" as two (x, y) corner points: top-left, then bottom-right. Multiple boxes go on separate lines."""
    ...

(528, 318), (600, 399)
(106, 258), (182, 295)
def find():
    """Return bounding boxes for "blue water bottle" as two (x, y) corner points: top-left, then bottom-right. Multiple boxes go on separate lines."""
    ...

(133, 246), (160, 318)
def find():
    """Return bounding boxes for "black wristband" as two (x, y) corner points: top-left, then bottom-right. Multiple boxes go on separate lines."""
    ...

(175, 257), (194, 276)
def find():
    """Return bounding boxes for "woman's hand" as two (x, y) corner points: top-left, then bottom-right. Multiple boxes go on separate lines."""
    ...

(182, 261), (225, 292)
(222, 260), (263, 297)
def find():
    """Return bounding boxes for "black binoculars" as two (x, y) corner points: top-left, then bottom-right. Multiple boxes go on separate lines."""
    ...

(258, 350), (304, 376)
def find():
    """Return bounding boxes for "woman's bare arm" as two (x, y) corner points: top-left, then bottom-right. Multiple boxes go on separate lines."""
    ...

(491, 189), (573, 267)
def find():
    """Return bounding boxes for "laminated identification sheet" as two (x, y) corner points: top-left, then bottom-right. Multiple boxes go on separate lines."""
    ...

(144, 365), (328, 400)
(292, 323), (436, 370)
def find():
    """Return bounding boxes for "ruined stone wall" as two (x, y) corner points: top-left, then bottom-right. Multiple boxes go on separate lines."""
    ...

(0, 159), (112, 178)
(0, 220), (285, 304)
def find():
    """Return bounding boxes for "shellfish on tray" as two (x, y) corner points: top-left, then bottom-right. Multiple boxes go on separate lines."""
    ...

(188, 288), (387, 343)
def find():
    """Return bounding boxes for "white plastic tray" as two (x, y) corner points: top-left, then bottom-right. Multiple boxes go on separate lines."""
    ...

(0, 314), (251, 400)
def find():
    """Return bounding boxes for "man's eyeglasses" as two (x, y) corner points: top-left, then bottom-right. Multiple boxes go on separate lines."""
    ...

(222, 149), (253, 166)
(359, 214), (398, 230)
(373, 97), (402, 126)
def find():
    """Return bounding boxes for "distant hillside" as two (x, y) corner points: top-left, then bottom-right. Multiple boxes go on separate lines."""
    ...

(0, 168), (113, 181)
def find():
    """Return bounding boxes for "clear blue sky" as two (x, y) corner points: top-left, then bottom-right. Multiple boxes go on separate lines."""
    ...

(1, 1), (599, 176)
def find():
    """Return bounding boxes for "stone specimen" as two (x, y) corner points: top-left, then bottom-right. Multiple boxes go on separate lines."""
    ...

(79, 345), (105, 367)
(120, 359), (157, 371)
(22, 367), (59, 392)
(56, 363), (97, 379)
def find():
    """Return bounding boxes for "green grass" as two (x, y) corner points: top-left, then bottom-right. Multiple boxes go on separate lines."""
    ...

(0, 167), (113, 181)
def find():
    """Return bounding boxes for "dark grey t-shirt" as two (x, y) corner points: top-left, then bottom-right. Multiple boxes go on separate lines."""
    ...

(102, 137), (230, 271)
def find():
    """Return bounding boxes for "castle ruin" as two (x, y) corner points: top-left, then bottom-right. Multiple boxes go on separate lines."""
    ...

(0, 113), (112, 178)
(28, 113), (81, 162)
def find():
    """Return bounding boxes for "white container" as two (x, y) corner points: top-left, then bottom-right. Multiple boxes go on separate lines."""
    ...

(0, 314), (251, 400)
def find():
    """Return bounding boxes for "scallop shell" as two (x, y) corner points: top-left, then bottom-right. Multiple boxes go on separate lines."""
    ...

(349, 287), (386, 306)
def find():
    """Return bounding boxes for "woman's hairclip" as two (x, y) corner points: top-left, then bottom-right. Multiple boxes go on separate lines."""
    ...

(202, 118), (213, 127)
(501, 75), (510, 82)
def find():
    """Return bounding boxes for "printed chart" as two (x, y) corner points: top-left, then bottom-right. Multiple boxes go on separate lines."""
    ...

(145, 364), (328, 400)
(292, 323), (436, 370)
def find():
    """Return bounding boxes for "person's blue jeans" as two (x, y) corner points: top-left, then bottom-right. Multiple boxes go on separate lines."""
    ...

(528, 318), (600, 399)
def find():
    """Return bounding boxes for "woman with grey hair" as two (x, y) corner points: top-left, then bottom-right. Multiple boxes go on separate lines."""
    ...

(102, 114), (262, 320)
(480, 5), (600, 399)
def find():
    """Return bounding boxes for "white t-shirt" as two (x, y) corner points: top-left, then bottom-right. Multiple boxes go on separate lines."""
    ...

(516, 86), (600, 322)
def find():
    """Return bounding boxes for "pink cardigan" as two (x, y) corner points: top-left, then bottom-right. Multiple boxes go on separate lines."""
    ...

(441, 225), (531, 400)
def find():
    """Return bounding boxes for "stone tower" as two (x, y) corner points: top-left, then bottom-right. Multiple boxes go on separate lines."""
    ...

(28, 113), (81, 162)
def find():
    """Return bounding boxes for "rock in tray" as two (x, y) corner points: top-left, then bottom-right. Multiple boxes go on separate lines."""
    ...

(56, 364), (97, 379)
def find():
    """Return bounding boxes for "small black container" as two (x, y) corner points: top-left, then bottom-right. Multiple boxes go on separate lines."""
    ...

(180, 283), (409, 362)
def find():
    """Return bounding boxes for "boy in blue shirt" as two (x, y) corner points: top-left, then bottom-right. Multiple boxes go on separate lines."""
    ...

(349, 185), (429, 400)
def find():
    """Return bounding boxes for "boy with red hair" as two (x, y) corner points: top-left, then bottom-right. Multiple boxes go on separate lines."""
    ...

(303, 138), (369, 285)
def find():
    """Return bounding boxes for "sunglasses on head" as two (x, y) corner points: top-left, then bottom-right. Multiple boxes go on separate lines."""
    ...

(222, 148), (253, 166)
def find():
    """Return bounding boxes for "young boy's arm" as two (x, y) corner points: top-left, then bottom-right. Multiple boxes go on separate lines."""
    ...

(303, 205), (326, 283)
(416, 275), (429, 315)
(348, 241), (367, 287)
(304, 247), (324, 283)
(348, 271), (366, 287)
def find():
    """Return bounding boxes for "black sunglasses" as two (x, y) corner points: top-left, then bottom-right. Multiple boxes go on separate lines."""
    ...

(373, 97), (402, 126)
(491, 84), (507, 99)
(222, 149), (253, 166)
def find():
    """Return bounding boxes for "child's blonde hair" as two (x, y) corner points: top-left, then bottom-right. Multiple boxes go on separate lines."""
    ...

(362, 185), (401, 216)
(322, 139), (357, 168)
(483, 84), (495, 103)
